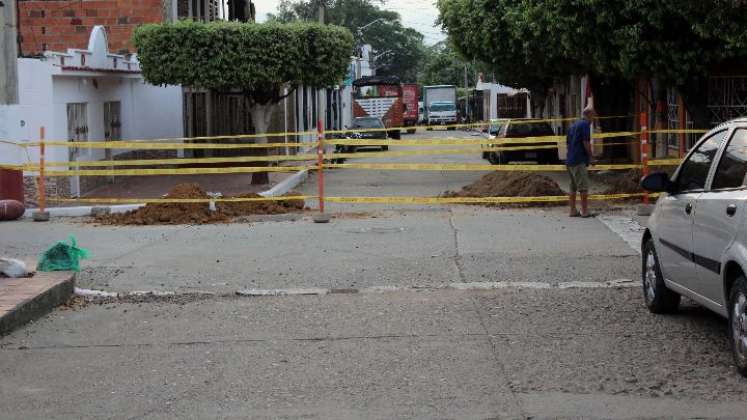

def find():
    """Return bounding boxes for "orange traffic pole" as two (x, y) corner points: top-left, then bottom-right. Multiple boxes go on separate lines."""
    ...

(38, 126), (46, 212)
(317, 119), (325, 214)
(640, 113), (650, 206)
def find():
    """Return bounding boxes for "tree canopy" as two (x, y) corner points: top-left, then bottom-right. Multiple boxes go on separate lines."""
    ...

(437, 0), (747, 116)
(133, 20), (354, 105)
(269, 0), (425, 82)
(418, 41), (490, 87)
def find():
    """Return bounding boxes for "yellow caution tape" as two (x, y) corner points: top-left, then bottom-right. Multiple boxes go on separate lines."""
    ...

(33, 154), (320, 169)
(648, 159), (682, 166)
(47, 193), (657, 206)
(325, 193), (656, 205)
(647, 129), (708, 135)
(47, 195), (315, 204)
(0, 164), (25, 170)
(40, 165), (317, 177)
(326, 163), (643, 172)
(26, 141), (317, 150)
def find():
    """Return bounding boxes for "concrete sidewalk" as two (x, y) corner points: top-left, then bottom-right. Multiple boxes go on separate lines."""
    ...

(0, 269), (75, 335)
(1, 288), (745, 419)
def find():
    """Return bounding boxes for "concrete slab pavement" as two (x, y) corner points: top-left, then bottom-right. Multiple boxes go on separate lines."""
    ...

(2, 289), (746, 419)
(0, 206), (639, 294)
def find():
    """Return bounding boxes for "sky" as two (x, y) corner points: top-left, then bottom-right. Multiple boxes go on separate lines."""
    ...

(255, 0), (446, 45)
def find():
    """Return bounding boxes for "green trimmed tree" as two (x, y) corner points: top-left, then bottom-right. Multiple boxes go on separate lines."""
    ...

(133, 20), (354, 183)
(437, 0), (747, 127)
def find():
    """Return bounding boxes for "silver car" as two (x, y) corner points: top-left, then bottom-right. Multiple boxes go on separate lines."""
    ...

(642, 118), (747, 377)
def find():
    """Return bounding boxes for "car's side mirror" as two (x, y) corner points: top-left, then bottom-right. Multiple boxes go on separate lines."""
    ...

(641, 172), (675, 193)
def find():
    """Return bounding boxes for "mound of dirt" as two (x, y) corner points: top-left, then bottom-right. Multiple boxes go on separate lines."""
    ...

(600, 167), (675, 195)
(600, 169), (644, 195)
(218, 191), (305, 217)
(443, 171), (565, 207)
(97, 183), (305, 225)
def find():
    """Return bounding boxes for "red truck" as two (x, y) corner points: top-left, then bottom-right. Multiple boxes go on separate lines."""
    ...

(401, 84), (419, 134)
(352, 76), (404, 139)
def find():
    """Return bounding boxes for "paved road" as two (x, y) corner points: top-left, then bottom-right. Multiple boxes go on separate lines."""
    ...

(2, 288), (746, 419)
(2, 129), (747, 418)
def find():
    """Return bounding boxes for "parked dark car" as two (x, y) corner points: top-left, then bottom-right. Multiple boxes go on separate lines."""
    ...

(339, 117), (389, 153)
(484, 119), (559, 164)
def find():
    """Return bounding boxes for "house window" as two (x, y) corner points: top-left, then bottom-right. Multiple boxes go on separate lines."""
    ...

(104, 101), (122, 141)
(66, 103), (88, 197)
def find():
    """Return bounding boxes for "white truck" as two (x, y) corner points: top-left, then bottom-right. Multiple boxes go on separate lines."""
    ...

(423, 85), (457, 129)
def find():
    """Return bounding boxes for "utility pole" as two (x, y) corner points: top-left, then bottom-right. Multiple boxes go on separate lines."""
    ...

(0, 0), (19, 104)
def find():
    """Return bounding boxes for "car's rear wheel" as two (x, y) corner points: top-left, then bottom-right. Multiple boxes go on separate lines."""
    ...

(642, 239), (681, 314)
(382, 146), (389, 151)
(487, 152), (499, 165)
(729, 276), (747, 377)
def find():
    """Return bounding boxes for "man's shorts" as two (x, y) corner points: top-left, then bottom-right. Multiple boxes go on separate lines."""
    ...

(567, 164), (590, 193)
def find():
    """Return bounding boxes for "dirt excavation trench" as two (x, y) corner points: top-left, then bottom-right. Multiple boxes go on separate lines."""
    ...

(96, 183), (306, 225)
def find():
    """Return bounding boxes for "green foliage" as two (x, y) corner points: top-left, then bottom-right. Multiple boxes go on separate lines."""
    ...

(418, 41), (488, 87)
(437, 0), (747, 90)
(133, 20), (354, 104)
(271, 0), (425, 82)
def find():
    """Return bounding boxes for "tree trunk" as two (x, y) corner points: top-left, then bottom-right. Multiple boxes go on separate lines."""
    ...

(679, 76), (711, 130)
(249, 103), (275, 185)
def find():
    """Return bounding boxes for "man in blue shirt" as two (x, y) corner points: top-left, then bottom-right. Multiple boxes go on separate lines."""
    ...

(566, 107), (595, 217)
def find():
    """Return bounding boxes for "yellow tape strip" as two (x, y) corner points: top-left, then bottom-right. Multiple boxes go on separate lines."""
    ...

(0, 164), (25, 170)
(326, 193), (654, 205)
(326, 163), (642, 172)
(47, 193), (656, 206)
(34, 154), (319, 169)
(26, 141), (317, 150)
(648, 159), (682, 166)
(41, 166), (317, 177)
(48, 196), (315, 204)
(647, 129), (708, 135)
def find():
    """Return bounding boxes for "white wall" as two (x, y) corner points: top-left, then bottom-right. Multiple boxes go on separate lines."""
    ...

(0, 58), (183, 169)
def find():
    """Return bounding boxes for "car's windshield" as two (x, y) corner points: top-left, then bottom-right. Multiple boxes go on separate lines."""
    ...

(353, 118), (384, 129)
(430, 103), (456, 112)
(507, 122), (554, 137)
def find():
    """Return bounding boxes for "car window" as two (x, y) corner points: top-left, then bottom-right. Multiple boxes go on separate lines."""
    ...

(676, 130), (727, 191)
(507, 122), (554, 137)
(712, 128), (747, 190)
(354, 118), (383, 129)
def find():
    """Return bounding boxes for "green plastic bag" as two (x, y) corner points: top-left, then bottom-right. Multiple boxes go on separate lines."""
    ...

(38, 235), (90, 272)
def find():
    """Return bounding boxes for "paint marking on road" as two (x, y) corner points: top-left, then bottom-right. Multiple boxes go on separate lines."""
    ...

(598, 215), (645, 255)
(77, 280), (638, 302)
(235, 288), (329, 297)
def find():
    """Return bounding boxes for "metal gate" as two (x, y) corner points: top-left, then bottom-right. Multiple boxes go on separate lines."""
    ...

(67, 102), (88, 197)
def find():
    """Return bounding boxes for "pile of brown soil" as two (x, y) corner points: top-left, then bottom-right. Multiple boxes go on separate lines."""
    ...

(97, 183), (305, 225)
(601, 169), (644, 194)
(218, 192), (305, 217)
(443, 171), (566, 207)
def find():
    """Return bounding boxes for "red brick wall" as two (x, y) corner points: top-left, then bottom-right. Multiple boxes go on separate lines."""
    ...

(18, 0), (165, 56)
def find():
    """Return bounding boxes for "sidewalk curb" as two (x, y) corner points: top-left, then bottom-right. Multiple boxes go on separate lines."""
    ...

(21, 168), (310, 219)
(0, 271), (75, 336)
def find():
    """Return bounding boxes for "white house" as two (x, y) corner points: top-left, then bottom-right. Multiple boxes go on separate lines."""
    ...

(475, 80), (532, 121)
(0, 26), (183, 200)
